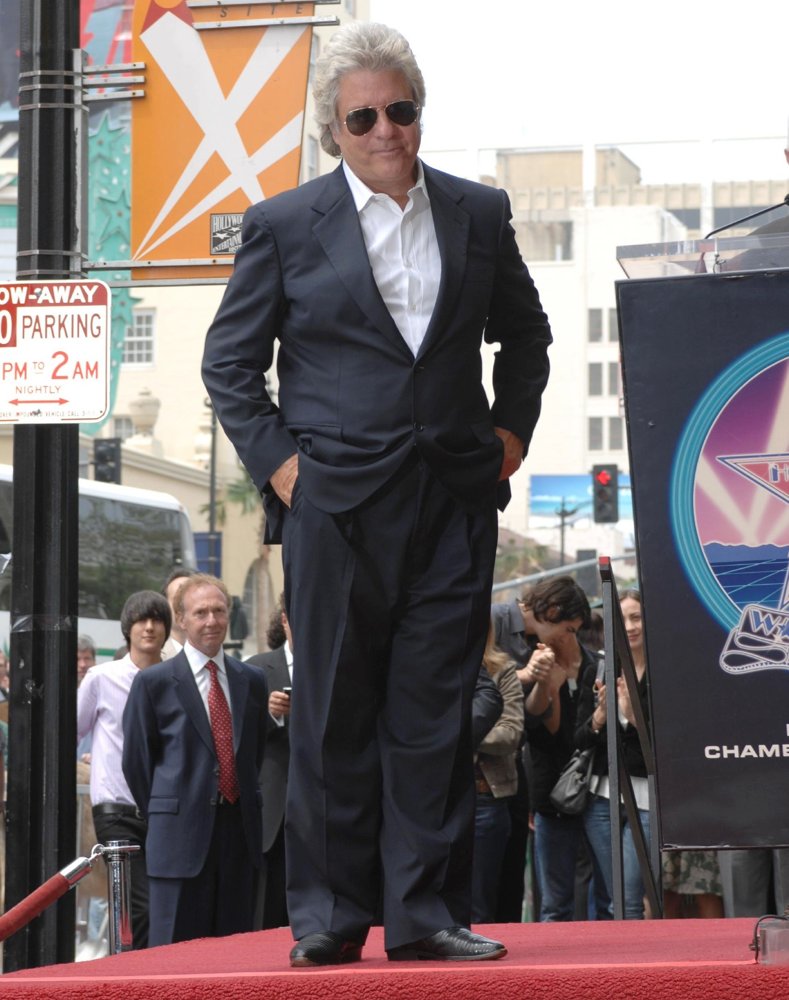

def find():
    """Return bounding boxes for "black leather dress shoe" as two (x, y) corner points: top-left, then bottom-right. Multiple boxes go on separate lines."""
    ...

(387, 926), (507, 961)
(289, 931), (363, 968)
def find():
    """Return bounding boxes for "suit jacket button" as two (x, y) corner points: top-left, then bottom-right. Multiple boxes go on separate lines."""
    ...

(414, 422), (424, 432)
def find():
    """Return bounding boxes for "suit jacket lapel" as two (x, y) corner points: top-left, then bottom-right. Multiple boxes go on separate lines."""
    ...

(312, 165), (412, 359)
(173, 654), (214, 755)
(226, 656), (250, 754)
(418, 165), (470, 360)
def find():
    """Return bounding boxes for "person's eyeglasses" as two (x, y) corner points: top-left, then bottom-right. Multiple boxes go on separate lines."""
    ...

(342, 100), (420, 137)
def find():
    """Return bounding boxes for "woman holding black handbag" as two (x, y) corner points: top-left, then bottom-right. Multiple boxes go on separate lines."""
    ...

(519, 577), (598, 922)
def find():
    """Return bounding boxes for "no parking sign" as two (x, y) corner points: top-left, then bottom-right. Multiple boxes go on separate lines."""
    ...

(0, 280), (111, 423)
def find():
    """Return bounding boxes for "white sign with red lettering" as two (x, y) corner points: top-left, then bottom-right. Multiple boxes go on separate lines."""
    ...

(0, 280), (111, 424)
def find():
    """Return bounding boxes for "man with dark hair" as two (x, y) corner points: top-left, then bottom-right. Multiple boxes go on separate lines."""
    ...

(122, 573), (268, 945)
(77, 589), (172, 948)
(203, 21), (551, 966)
(491, 577), (593, 922)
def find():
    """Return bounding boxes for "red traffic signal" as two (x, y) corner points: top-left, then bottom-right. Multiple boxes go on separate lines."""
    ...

(592, 464), (619, 523)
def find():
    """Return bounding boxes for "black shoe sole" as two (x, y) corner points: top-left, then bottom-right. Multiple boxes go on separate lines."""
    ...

(387, 945), (507, 962)
(290, 946), (363, 968)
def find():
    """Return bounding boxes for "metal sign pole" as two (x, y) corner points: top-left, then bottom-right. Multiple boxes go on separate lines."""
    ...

(104, 840), (134, 954)
(4, 0), (81, 971)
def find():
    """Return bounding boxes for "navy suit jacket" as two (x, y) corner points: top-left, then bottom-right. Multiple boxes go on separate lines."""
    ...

(121, 651), (268, 879)
(246, 645), (290, 854)
(202, 161), (552, 539)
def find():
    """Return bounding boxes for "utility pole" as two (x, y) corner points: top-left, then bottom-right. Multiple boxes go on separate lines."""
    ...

(556, 499), (578, 566)
(5, 0), (81, 970)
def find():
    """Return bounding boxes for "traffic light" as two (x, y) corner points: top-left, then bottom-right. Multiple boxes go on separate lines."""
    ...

(94, 437), (122, 484)
(592, 464), (619, 523)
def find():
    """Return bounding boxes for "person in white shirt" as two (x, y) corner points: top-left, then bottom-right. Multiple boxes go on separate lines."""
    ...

(77, 589), (171, 949)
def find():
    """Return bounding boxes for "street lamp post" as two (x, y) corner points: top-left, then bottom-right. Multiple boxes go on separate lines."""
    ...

(204, 397), (219, 576)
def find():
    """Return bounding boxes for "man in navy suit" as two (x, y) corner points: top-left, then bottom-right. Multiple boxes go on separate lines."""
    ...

(122, 574), (268, 945)
(203, 22), (551, 965)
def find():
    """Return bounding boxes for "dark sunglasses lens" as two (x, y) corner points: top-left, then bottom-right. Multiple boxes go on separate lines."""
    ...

(386, 101), (418, 126)
(345, 107), (377, 136)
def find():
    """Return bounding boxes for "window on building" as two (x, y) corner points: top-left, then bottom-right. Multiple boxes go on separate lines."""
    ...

(608, 362), (620, 397)
(588, 308), (603, 343)
(123, 310), (155, 365)
(608, 308), (619, 341)
(588, 363), (603, 396)
(305, 135), (319, 182)
(308, 32), (320, 85)
(588, 417), (603, 451)
(113, 416), (134, 441)
(609, 416), (624, 451)
(514, 221), (572, 262)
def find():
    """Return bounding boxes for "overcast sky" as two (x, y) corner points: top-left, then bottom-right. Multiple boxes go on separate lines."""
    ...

(368, 0), (788, 185)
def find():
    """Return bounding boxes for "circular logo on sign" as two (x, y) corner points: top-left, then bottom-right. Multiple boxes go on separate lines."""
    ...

(670, 332), (789, 632)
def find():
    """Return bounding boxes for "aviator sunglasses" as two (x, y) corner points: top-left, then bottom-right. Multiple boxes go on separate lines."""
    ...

(342, 99), (420, 137)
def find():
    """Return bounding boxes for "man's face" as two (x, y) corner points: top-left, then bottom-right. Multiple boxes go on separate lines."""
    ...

(129, 618), (167, 662)
(330, 69), (421, 200)
(77, 649), (95, 683)
(179, 583), (229, 658)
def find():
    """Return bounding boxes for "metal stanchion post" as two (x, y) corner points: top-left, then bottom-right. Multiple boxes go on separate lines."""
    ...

(103, 840), (134, 953)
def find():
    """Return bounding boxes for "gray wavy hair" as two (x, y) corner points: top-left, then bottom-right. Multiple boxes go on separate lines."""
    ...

(313, 22), (426, 158)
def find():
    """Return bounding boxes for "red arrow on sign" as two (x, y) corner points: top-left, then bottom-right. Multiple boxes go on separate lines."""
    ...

(10, 398), (69, 406)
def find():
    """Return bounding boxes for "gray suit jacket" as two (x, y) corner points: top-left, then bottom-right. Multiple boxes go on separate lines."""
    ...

(246, 645), (291, 853)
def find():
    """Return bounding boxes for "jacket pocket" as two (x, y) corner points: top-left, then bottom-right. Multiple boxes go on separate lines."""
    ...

(287, 422), (343, 456)
(470, 418), (497, 444)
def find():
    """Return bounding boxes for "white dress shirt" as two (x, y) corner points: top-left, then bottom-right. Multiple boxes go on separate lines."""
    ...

(272, 642), (294, 727)
(77, 653), (142, 806)
(284, 641), (294, 684)
(183, 641), (234, 731)
(343, 159), (441, 357)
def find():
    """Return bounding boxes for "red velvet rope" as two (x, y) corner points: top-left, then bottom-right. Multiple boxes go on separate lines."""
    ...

(0, 873), (70, 941)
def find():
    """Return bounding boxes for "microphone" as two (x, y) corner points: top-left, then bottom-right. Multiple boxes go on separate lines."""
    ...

(705, 194), (789, 239)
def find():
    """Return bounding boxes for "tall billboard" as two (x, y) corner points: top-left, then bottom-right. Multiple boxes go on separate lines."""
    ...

(130, 1), (315, 281)
(619, 268), (789, 848)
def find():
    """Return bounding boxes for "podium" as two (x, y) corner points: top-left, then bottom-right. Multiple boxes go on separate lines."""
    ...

(616, 232), (789, 848)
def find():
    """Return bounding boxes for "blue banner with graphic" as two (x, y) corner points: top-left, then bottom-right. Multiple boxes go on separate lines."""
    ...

(530, 473), (633, 521)
(619, 268), (789, 848)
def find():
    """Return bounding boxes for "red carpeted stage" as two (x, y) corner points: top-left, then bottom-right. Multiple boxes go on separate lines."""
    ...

(1, 919), (787, 998)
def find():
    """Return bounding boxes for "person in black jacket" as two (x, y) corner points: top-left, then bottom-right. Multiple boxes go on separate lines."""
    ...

(513, 578), (594, 921)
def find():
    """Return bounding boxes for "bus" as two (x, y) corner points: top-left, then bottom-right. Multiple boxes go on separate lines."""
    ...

(0, 465), (197, 659)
